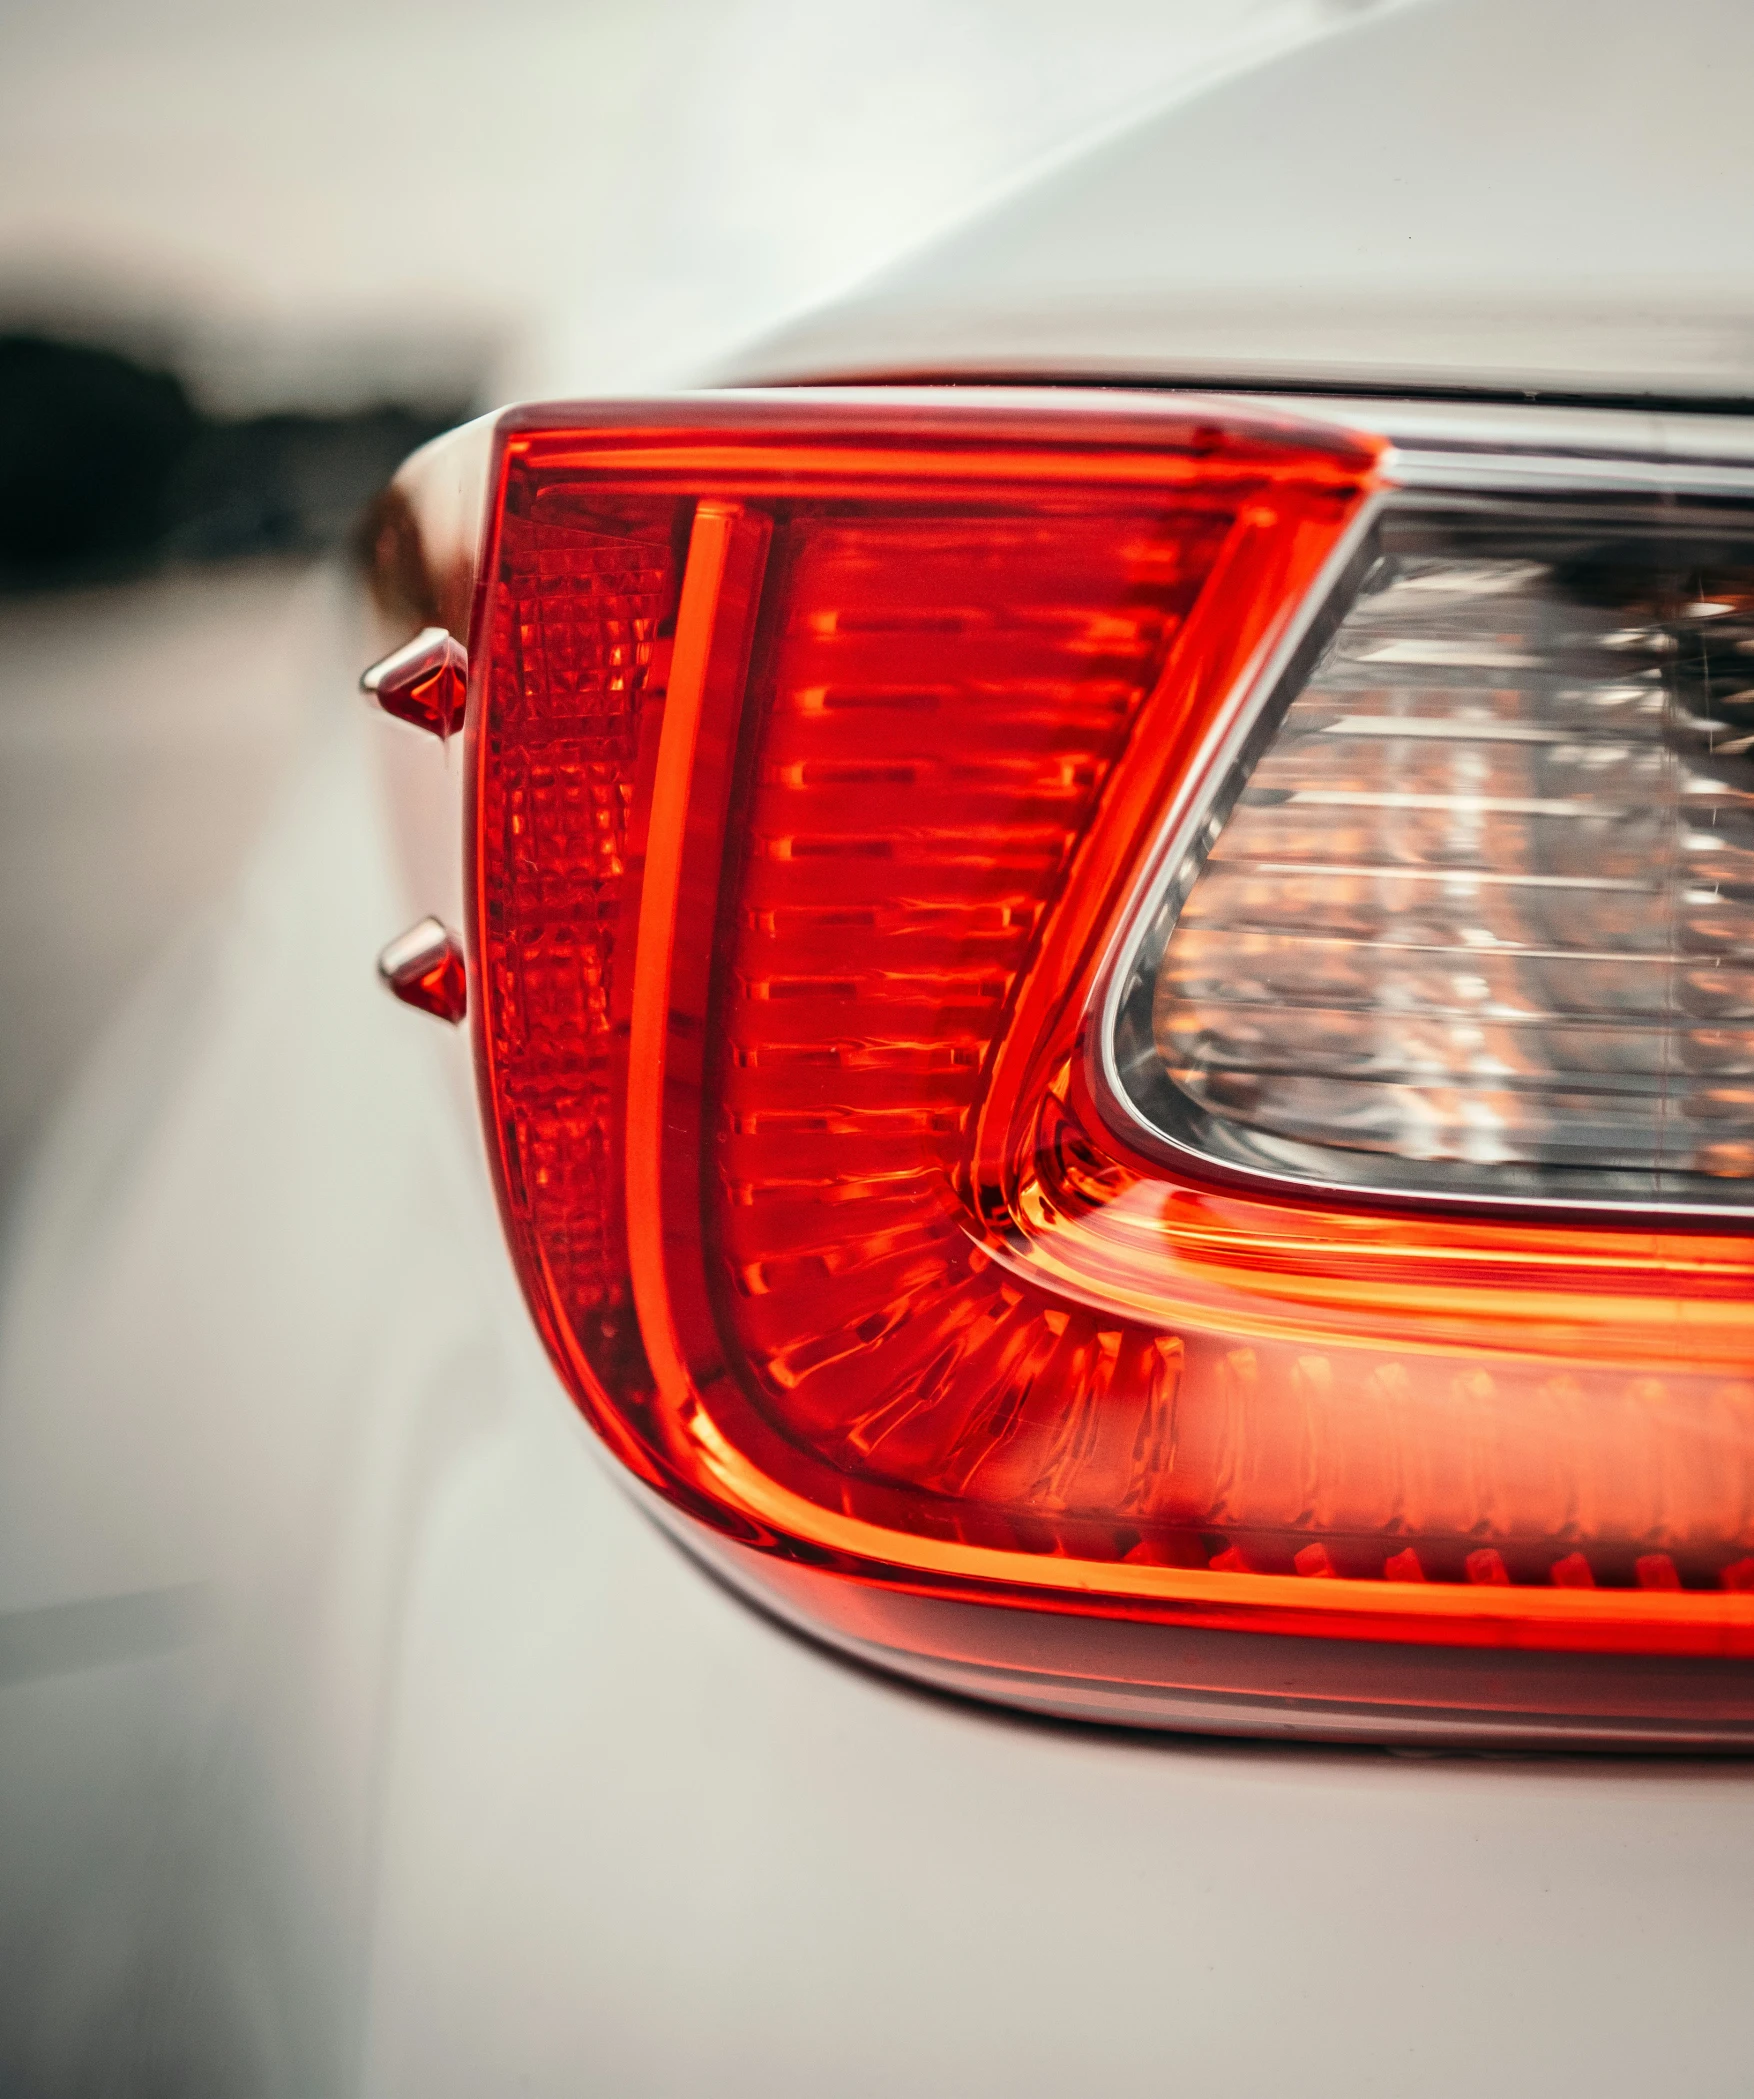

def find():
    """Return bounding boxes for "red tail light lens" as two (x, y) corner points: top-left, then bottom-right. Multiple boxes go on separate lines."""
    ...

(466, 395), (1754, 1746)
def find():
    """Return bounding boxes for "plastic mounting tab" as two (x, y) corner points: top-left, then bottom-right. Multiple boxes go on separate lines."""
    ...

(361, 626), (468, 738)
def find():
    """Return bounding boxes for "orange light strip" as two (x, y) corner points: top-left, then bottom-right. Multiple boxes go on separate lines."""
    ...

(506, 429), (1378, 493)
(627, 501), (771, 1433)
(682, 1404), (1754, 1654)
(628, 502), (743, 1410)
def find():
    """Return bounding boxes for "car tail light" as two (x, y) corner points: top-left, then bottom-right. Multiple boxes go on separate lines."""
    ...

(456, 394), (1754, 1745)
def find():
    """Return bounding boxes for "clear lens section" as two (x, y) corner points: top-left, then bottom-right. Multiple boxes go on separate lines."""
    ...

(1112, 512), (1754, 1205)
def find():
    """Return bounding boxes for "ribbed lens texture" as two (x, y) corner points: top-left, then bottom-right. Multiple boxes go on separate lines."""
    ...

(710, 505), (1229, 1534)
(474, 454), (1754, 1618)
(701, 509), (1754, 1588)
(480, 491), (678, 1395)
(1151, 536), (1754, 1201)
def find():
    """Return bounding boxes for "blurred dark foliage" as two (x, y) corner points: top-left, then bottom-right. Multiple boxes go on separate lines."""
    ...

(0, 332), (468, 590)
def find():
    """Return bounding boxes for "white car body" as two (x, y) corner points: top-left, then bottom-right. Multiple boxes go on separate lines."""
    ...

(5, 2), (1754, 2091)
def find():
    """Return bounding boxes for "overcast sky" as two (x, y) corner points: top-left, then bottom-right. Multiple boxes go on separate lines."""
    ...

(0, 0), (1367, 412)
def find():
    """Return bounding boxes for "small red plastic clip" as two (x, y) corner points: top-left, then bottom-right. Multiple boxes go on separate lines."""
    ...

(378, 917), (466, 1023)
(361, 626), (468, 738)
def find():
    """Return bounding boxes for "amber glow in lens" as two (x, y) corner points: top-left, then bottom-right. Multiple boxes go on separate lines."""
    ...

(470, 401), (1754, 1742)
(706, 514), (1754, 1601)
(711, 502), (1224, 1529)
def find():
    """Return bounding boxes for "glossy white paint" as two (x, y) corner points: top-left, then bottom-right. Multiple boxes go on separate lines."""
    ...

(727, 0), (1754, 400)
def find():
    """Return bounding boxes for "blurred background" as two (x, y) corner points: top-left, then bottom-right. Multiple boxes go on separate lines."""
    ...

(0, 0), (1363, 1205)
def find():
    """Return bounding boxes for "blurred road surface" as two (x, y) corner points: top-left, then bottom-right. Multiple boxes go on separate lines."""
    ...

(0, 562), (318, 1200)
